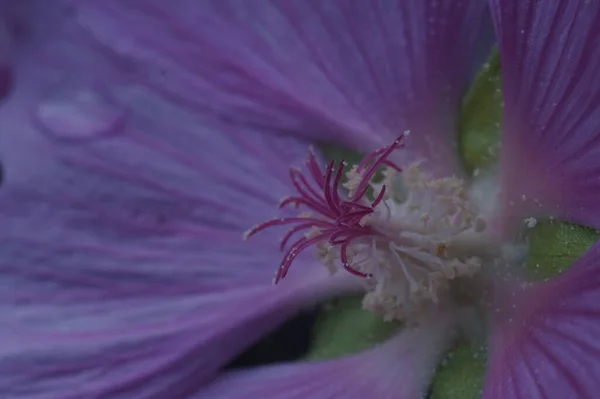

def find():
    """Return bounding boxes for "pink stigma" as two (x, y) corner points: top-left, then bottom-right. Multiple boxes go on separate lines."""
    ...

(245, 135), (405, 284)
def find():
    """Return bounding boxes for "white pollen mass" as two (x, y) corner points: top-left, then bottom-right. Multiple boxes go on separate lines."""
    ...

(319, 163), (493, 322)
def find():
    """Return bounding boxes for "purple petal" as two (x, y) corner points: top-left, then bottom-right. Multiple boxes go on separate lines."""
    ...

(0, 5), (361, 397)
(194, 314), (454, 399)
(0, 11), (11, 99)
(492, 0), (600, 230)
(73, 0), (493, 175)
(483, 241), (600, 398)
(1, 72), (314, 232)
(0, 195), (357, 398)
(1, 3), (314, 232)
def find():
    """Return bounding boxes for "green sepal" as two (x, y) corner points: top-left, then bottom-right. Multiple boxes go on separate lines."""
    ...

(458, 50), (503, 173)
(526, 220), (600, 279)
(305, 296), (401, 361)
(430, 344), (487, 399)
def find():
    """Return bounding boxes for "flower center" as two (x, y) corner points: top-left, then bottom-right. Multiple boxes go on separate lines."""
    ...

(245, 134), (494, 322)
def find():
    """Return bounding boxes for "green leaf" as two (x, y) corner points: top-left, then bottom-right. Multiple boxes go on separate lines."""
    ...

(526, 220), (600, 279)
(430, 344), (487, 399)
(458, 50), (503, 173)
(305, 296), (401, 361)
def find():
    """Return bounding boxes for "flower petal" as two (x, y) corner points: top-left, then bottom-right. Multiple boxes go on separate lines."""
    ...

(0, 194), (356, 399)
(1, 3), (313, 232)
(1, 74), (313, 232)
(483, 241), (600, 398)
(73, 0), (494, 175)
(0, 11), (12, 99)
(195, 314), (454, 399)
(492, 0), (600, 229)
(0, 5), (360, 397)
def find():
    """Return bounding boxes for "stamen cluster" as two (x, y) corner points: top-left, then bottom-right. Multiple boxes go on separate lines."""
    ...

(244, 135), (405, 283)
(246, 134), (489, 322)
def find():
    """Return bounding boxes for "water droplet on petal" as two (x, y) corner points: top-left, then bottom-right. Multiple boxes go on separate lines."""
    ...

(35, 85), (126, 140)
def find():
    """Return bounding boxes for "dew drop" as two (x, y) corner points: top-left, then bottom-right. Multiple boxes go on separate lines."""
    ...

(35, 85), (126, 140)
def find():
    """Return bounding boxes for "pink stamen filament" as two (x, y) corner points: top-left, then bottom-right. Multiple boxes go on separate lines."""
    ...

(324, 161), (342, 214)
(307, 149), (326, 188)
(245, 135), (405, 283)
(353, 137), (404, 200)
(356, 147), (387, 172)
(340, 241), (371, 278)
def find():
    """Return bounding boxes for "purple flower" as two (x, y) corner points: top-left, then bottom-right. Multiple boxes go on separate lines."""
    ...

(2, 1), (600, 398)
